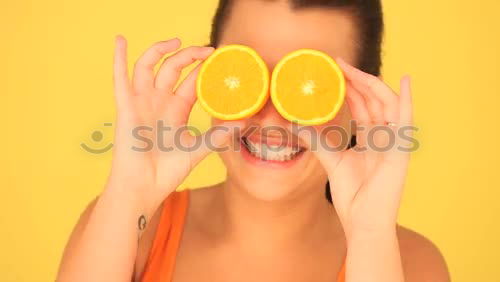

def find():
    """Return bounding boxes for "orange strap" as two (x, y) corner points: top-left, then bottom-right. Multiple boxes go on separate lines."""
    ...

(338, 262), (346, 282)
(141, 190), (190, 282)
(140, 190), (345, 282)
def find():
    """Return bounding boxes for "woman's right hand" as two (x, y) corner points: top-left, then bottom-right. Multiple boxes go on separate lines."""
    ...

(107, 36), (241, 218)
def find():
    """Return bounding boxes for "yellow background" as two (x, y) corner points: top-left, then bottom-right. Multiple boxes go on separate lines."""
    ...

(1, 0), (499, 281)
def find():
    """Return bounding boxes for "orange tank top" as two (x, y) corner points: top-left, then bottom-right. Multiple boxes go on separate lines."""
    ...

(140, 190), (346, 282)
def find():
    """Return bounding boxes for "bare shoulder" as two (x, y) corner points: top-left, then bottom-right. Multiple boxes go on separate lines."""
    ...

(397, 225), (450, 282)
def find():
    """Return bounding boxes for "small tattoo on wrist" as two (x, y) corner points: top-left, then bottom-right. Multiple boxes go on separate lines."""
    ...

(138, 215), (147, 231)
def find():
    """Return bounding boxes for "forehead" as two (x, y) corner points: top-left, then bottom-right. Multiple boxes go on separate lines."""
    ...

(218, 0), (358, 68)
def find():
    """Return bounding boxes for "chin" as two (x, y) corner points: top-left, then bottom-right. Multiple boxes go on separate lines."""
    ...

(229, 170), (307, 202)
(220, 141), (326, 202)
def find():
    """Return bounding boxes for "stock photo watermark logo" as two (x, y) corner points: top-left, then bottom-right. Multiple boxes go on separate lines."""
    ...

(81, 120), (419, 155)
(80, 123), (114, 154)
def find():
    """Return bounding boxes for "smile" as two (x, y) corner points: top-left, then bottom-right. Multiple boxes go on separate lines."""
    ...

(240, 136), (306, 167)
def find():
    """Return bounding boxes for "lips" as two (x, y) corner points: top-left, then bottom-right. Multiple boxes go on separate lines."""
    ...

(240, 135), (306, 164)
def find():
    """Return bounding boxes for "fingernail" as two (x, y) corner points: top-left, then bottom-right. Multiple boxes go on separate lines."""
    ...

(115, 35), (126, 46)
(203, 46), (215, 53)
(163, 38), (181, 45)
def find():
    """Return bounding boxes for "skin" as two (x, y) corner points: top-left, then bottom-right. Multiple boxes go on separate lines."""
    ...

(57, 0), (450, 281)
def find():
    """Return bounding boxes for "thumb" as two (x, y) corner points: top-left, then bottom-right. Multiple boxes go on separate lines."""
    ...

(189, 120), (245, 164)
(293, 124), (343, 173)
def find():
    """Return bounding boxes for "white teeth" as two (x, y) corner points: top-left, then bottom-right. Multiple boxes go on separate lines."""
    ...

(243, 138), (302, 162)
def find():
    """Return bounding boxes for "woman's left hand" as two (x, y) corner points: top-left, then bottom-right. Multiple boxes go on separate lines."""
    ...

(298, 58), (414, 240)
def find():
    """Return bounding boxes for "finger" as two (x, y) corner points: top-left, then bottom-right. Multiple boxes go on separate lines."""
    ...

(345, 83), (371, 125)
(159, 65), (203, 127)
(294, 125), (343, 173)
(155, 46), (214, 92)
(345, 83), (384, 164)
(189, 121), (246, 165)
(399, 75), (413, 125)
(113, 35), (133, 112)
(345, 84), (371, 148)
(174, 63), (203, 104)
(132, 38), (181, 95)
(337, 58), (399, 123)
(344, 72), (385, 125)
(384, 76), (414, 163)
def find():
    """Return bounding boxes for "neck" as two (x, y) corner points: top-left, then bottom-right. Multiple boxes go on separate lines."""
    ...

(214, 178), (343, 253)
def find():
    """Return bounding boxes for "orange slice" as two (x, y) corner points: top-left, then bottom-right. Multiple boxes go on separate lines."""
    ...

(196, 44), (269, 120)
(270, 49), (346, 125)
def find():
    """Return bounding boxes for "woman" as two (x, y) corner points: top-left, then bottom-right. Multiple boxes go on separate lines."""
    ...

(57, 0), (450, 281)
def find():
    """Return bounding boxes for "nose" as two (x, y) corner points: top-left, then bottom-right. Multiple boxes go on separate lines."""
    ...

(250, 97), (289, 126)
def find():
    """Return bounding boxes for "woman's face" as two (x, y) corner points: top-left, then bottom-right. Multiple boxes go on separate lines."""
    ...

(214, 0), (358, 201)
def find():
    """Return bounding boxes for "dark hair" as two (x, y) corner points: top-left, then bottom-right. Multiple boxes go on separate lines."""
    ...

(209, 0), (384, 203)
(209, 0), (384, 76)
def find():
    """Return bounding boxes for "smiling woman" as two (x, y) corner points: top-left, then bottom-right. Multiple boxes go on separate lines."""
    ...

(53, 0), (451, 281)
(53, 0), (452, 282)
(4, 0), (500, 281)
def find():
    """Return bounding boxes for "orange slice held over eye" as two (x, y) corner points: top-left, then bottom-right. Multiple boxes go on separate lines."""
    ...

(270, 49), (346, 125)
(196, 44), (270, 120)
(197, 46), (345, 125)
